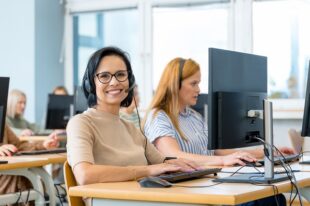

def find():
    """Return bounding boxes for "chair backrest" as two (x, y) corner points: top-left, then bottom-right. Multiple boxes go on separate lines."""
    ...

(64, 161), (85, 206)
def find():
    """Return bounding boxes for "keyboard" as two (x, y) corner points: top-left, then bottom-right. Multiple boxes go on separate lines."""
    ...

(15, 148), (67, 156)
(257, 154), (300, 165)
(157, 168), (222, 183)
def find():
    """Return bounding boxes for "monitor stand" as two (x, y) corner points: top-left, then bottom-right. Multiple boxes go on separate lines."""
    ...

(214, 100), (289, 184)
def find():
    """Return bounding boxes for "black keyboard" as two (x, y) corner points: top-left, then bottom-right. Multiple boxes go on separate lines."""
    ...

(15, 148), (67, 155)
(257, 154), (300, 165)
(157, 168), (222, 183)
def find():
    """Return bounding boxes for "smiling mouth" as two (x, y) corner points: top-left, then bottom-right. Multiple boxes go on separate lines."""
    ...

(106, 89), (123, 95)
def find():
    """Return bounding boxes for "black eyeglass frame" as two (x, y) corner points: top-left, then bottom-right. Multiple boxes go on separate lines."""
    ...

(95, 70), (129, 84)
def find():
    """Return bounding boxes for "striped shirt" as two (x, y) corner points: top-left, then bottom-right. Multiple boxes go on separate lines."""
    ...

(144, 108), (214, 156)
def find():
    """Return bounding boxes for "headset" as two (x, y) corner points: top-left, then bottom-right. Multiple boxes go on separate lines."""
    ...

(82, 47), (136, 108)
(178, 58), (186, 89)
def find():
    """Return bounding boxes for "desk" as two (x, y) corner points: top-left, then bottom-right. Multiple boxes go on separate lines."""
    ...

(19, 135), (67, 142)
(69, 163), (310, 205)
(0, 153), (66, 206)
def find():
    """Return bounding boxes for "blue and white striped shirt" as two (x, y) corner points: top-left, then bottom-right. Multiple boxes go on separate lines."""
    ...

(144, 108), (214, 156)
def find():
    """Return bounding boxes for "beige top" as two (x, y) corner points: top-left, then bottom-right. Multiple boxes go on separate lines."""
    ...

(66, 108), (165, 170)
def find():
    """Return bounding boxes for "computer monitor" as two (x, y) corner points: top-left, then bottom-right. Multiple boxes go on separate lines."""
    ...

(301, 60), (310, 137)
(191, 93), (208, 122)
(45, 94), (74, 129)
(73, 86), (88, 115)
(0, 77), (9, 143)
(208, 48), (267, 150)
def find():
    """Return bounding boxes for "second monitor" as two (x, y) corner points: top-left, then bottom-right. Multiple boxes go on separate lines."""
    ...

(45, 94), (74, 129)
(208, 48), (267, 150)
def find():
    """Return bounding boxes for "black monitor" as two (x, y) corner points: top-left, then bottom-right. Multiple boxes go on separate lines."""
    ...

(0, 77), (9, 143)
(191, 93), (208, 121)
(73, 86), (88, 115)
(301, 61), (310, 137)
(45, 94), (74, 129)
(208, 48), (267, 150)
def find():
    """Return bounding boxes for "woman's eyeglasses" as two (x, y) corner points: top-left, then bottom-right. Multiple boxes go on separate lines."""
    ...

(96, 70), (128, 84)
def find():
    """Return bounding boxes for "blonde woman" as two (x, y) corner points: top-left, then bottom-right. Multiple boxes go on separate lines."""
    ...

(143, 57), (292, 205)
(6, 89), (38, 136)
(143, 58), (295, 166)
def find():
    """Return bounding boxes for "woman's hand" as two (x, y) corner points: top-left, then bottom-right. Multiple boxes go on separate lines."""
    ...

(147, 163), (181, 177)
(43, 134), (59, 149)
(20, 129), (34, 136)
(164, 158), (202, 172)
(221, 151), (257, 166)
(276, 147), (296, 156)
(0, 144), (18, 156)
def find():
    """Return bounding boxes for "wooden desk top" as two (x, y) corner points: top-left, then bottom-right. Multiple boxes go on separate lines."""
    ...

(0, 157), (49, 170)
(69, 163), (310, 205)
(0, 153), (67, 170)
(19, 135), (67, 142)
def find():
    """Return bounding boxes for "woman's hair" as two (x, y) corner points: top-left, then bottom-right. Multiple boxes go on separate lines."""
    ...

(52, 86), (68, 95)
(7, 89), (26, 118)
(82, 46), (135, 108)
(144, 58), (200, 140)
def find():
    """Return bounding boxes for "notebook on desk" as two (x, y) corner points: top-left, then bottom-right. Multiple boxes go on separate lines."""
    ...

(15, 148), (67, 156)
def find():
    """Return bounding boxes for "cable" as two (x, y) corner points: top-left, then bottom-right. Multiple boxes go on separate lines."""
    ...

(14, 189), (22, 204)
(54, 183), (65, 206)
(253, 136), (303, 206)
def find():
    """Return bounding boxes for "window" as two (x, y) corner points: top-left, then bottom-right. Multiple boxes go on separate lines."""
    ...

(253, 0), (310, 98)
(152, 2), (230, 92)
(73, 9), (139, 86)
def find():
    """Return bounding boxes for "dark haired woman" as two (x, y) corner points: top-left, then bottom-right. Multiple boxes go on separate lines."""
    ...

(66, 47), (199, 205)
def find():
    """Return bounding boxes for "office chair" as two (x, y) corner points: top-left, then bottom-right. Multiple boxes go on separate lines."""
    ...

(64, 161), (84, 206)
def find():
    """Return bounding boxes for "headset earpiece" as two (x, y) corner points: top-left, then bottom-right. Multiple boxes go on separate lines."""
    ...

(179, 58), (186, 89)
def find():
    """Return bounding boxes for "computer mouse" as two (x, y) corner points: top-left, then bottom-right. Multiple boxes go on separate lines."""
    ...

(138, 177), (172, 188)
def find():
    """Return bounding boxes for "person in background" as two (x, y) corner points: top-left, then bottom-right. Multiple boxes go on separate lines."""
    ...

(0, 124), (58, 201)
(66, 47), (200, 206)
(119, 85), (140, 128)
(52, 86), (68, 95)
(6, 89), (39, 136)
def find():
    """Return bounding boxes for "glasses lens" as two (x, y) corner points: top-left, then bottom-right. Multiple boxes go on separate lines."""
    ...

(115, 71), (128, 82)
(97, 72), (112, 84)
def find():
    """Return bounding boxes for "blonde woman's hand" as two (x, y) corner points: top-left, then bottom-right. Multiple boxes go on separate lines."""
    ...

(222, 151), (257, 166)
(20, 129), (34, 136)
(43, 135), (59, 149)
(0, 144), (18, 156)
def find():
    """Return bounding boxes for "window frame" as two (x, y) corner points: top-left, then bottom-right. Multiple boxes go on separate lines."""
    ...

(64, 0), (304, 118)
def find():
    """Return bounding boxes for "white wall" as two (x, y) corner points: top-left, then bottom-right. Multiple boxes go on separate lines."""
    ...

(0, 0), (36, 121)
(0, 0), (64, 125)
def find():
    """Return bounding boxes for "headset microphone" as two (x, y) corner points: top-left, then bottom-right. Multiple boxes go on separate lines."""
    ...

(125, 83), (136, 93)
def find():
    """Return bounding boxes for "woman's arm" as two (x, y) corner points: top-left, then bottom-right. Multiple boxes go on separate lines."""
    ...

(73, 161), (183, 185)
(154, 136), (256, 166)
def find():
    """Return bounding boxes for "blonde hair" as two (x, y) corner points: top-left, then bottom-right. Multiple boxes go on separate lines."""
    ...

(7, 89), (26, 118)
(144, 58), (200, 140)
(52, 86), (68, 95)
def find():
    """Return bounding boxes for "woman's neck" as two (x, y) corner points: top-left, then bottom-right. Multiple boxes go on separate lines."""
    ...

(95, 104), (120, 115)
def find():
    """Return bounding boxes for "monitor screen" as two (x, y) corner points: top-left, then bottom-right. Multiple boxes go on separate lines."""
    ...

(0, 77), (9, 143)
(45, 94), (74, 129)
(208, 48), (267, 150)
(74, 86), (88, 115)
(191, 93), (208, 122)
(301, 61), (310, 137)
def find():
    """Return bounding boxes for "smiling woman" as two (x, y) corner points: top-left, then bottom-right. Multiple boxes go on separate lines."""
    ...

(66, 47), (200, 206)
